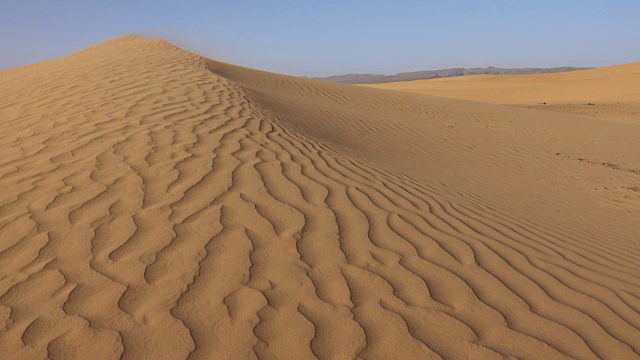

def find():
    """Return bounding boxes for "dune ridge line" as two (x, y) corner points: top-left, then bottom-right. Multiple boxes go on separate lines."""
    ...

(0, 35), (639, 359)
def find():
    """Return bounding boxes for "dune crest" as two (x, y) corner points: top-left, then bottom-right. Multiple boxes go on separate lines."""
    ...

(0, 36), (639, 359)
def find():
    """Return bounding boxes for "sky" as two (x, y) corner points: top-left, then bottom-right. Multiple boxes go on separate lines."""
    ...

(1, 1), (639, 77)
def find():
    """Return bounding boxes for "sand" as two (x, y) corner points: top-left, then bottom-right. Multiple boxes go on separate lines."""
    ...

(366, 63), (640, 124)
(0, 36), (639, 359)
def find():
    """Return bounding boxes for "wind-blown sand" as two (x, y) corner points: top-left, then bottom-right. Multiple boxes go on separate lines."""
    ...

(0, 36), (639, 359)
(366, 63), (640, 124)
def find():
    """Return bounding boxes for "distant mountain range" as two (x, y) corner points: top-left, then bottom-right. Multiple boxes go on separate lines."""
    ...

(313, 66), (591, 84)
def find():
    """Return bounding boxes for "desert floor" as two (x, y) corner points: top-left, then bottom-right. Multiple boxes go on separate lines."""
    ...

(0, 36), (639, 359)
(366, 63), (640, 124)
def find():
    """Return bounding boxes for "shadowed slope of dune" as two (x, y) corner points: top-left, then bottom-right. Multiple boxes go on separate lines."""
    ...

(365, 63), (640, 123)
(0, 36), (639, 359)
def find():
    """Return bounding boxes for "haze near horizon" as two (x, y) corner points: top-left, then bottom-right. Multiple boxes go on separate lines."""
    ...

(1, 0), (639, 77)
(1, 1), (640, 359)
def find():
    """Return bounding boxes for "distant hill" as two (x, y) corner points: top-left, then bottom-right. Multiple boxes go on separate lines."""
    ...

(314, 66), (591, 84)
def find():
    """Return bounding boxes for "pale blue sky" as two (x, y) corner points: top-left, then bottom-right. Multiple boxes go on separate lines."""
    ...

(1, 1), (638, 77)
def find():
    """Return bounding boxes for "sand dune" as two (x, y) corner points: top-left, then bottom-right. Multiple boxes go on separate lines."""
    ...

(366, 63), (640, 123)
(0, 36), (639, 359)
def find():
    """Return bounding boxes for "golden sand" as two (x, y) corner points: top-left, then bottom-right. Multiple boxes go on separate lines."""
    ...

(366, 63), (640, 124)
(0, 36), (639, 359)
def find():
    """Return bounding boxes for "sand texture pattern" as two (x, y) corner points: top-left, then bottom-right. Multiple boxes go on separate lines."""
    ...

(0, 36), (639, 359)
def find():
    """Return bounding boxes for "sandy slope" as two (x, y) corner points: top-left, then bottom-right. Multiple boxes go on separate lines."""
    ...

(365, 63), (640, 123)
(0, 36), (639, 359)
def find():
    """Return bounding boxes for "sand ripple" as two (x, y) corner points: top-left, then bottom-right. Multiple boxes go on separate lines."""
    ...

(0, 36), (639, 359)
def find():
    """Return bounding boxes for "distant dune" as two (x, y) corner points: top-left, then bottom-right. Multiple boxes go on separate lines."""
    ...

(1, 36), (639, 359)
(314, 66), (590, 84)
(366, 63), (640, 123)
